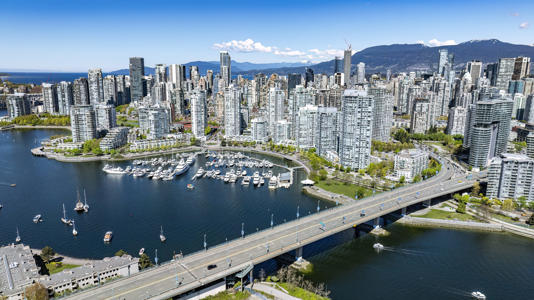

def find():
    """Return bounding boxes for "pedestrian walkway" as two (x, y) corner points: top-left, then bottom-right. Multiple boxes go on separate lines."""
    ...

(252, 283), (300, 300)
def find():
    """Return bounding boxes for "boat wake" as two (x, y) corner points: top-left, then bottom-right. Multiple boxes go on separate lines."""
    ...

(380, 246), (428, 256)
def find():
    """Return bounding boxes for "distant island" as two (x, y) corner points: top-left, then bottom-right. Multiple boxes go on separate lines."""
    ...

(0, 72), (9, 76)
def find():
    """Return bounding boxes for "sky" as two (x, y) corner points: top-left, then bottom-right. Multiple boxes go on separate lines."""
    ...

(0, 0), (533, 72)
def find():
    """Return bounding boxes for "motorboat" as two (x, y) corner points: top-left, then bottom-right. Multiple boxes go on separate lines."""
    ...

(139, 248), (145, 256)
(242, 176), (251, 185)
(195, 168), (205, 178)
(175, 159), (190, 176)
(252, 172), (260, 186)
(102, 165), (126, 175)
(373, 243), (384, 250)
(187, 183), (195, 190)
(241, 170), (247, 176)
(471, 291), (486, 300)
(260, 177), (265, 186)
(103, 231), (113, 243)
(15, 228), (21, 243)
(268, 176), (278, 189)
(160, 226), (167, 242)
(33, 214), (42, 223)
(186, 155), (196, 166)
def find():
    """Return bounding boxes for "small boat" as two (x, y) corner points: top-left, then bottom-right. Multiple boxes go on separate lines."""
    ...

(74, 189), (84, 212)
(268, 176), (278, 189)
(103, 231), (113, 243)
(15, 228), (21, 243)
(33, 214), (42, 223)
(242, 176), (251, 185)
(187, 183), (195, 190)
(0, 204), (3, 209)
(260, 177), (265, 186)
(61, 204), (72, 226)
(10, 183), (16, 187)
(72, 221), (78, 236)
(139, 248), (145, 256)
(160, 226), (166, 242)
(83, 189), (89, 212)
(471, 291), (486, 300)
(373, 243), (384, 250)
(102, 165), (126, 175)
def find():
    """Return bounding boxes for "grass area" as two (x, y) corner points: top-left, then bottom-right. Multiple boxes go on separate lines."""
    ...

(46, 262), (80, 274)
(315, 179), (372, 199)
(414, 209), (480, 222)
(203, 290), (250, 300)
(440, 203), (454, 209)
(117, 119), (139, 127)
(277, 283), (329, 300)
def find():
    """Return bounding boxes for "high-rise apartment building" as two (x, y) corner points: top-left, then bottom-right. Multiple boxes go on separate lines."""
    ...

(369, 86), (393, 142)
(154, 64), (167, 84)
(410, 98), (430, 134)
(138, 105), (170, 139)
(88, 68), (104, 104)
(446, 106), (467, 135)
(220, 51), (231, 86)
(357, 62), (366, 84)
(343, 46), (352, 86)
(70, 105), (97, 143)
(495, 58), (515, 91)
(95, 103), (117, 131)
(169, 64), (186, 89)
(487, 153), (534, 202)
(224, 84), (242, 137)
(6, 93), (31, 119)
(73, 78), (90, 105)
(513, 57), (531, 80)
(129, 57), (145, 102)
(56, 81), (73, 115)
(466, 60), (483, 84)
(42, 83), (59, 114)
(438, 49), (448, 75)
(339, 90), (373, 170)
(191, 89), (207, 138)
(103, 75), (118, 104)
(268, 87), (285, 135)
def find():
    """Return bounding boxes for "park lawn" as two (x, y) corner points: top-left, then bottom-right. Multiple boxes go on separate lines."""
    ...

(315, 179), (372, 199)
(277, 283), (329, 300)
(414, 209), (480, 222)
(203, 291), (250, 300)
(46, 262), (80, 274)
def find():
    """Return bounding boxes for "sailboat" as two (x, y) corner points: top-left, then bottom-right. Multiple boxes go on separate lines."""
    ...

(160, 226), (166, 242)
(61, 203), (72, 225)
(15, 228), (21, 243)
(74, 189), (84, 212)
(72, 221), (78, 236)
(83, 189), (89, 212)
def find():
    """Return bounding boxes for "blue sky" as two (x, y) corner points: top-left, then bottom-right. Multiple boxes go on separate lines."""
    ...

(1, 0), (533, 72)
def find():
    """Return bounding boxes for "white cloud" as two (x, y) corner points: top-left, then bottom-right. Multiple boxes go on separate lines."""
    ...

(417, 39), (457, 47)
(519, 22), (529, 29)
(213, 38), (273, 53)
(213, 39), (346, 61)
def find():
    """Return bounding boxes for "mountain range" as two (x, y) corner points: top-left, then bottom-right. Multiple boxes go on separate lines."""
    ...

(110, 39), (534, 77)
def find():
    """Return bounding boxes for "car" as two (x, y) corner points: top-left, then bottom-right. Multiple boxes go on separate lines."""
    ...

(207, 264), (217, 270)
(360, 210), (366, 217)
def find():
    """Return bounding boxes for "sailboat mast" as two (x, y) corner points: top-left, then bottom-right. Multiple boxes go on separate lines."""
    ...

(63, 203), (66, 219)
(84, 189), (87, 205)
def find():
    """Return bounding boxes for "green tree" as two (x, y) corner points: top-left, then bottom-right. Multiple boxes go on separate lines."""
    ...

(40, 246), (55, 263)
(399, 176), (406, 184)
(318, 169), (327, 181)
(139, 253), (153, 270)
(393, 128), (411, 143)
(471, 181), (481, 196)
(413, 175), (422, 182)
(502, 198), (516, 211)
(456, 201), (466, 214)
(115, 249), (128, 257)
(24, 283), (49, 300)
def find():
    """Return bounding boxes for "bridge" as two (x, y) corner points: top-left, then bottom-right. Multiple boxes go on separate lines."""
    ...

(66, 157), (481, 300)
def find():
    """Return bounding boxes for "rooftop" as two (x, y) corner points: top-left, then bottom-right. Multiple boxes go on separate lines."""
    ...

(0, 244), (40, 295)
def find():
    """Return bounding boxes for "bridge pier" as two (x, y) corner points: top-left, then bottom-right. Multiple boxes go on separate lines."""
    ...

(423, 199), (431, 207)
(295, 246), (303, 259)
(401, 207), (407, 216)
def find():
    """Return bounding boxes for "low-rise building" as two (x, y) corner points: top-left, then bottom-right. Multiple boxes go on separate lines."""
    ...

(100, 127), (129, 151)
(129, 137), (182, 151)
(393, 149), (429, 182)
(0, 244), (40, 299)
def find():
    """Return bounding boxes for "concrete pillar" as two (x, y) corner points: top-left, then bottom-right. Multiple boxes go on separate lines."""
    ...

(295, 246), (303, 259)
(249, 269), (254, 286)
(423, 199), (431, 207)
(373, 217), (380, 228)
(401, 207), (407, 216)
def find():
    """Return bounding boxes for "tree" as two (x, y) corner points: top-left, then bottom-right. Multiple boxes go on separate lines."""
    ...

(115, 249), (128, 257)
(24, 283), (49, 300)
(413, 175), (422, 182)
(517, 196), (527, 209)
(471, 181), (481, 196)
(456, 201), (466, 214)
(318, 169), (327, 181)
(399, 176), (406, 184)
(40, 246), (55, 263)
(139, 253), (153, 270)
(502, 199), (516, 211)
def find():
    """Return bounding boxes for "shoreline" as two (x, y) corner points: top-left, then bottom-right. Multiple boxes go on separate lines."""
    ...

(31, 248), (97, 265)
(397, 216), (504, 232)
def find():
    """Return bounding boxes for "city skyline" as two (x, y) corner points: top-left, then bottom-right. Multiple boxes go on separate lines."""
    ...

(0, 0), (533, 72)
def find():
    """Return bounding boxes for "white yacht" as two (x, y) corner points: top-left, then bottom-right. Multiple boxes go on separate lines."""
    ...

(60, 204), (72, 226)
(102, 165), (126, 175)
(471, 291), (486, 300)
(33, 214), (42, 223)
(373, 243), (384, 250)
(175, 159), (190, 176)
(268, 176), (278, 189)
(241, 170), (247, 176)
(229, 174), (238, 183)
(242, 176), (251, 185)
(186, 155), (196, 166)
(15, 228), (21, 243)
(223, 173), (230, 183)
(72, 221), (78, 236)
(139, 248), (145, 256)
(252, 172), (260, 186)
(260, 177), (265, 186)
(195, 168), (205, 178)
(74, 189), (84, 212)
(160, 226), (167, 242)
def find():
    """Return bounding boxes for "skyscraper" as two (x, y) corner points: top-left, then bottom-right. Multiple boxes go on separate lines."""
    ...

(220, 51), (231, 86)
(154, 64), (167, 83)
(495, 58), (515, 91)
(468, 94), (514, 168)
(138, 105), (170, 139)
(343, 46), (352, 86)
(305, 68), (314, 88)
(268, 87), (285, 135)
(56, 81), (73, 115)
(73, 78), (90, 105)
(42, 83), (59, 114)
(129, 57), (145, 102)
(191, 89), (207, 138)
(70, 105), (96, 143)
(369, 86), (393, 142)
(95, 103), (117, 131)
(88, 68), (104, 104)
(466, 60), (483, 84)
(339, 90), (374, 170)
(287, 73), (301, 96)
(6, 93), (31, 119)
(169, 64), (186, 89)
(487, 153), (534, 202)
(357, 62), (366, 84)
(513, 57), (531, 80)
(438, 49), (448, 75)
(410, 98), (430, 134)
(103, 75), (118, 104)
(224, 84), (242, 137)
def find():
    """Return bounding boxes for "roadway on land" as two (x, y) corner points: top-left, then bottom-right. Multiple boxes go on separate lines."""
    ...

(66, 157), (476, 300)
